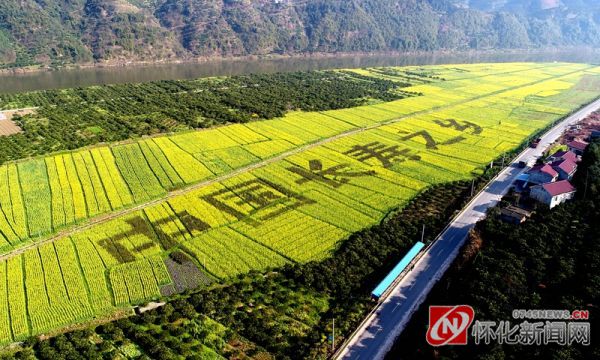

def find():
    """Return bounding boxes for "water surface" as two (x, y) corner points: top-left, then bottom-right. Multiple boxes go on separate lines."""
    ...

(0, 49), (598, 94)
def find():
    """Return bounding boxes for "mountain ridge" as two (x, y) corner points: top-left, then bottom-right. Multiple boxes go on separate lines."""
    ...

(1, 0), (599, 68)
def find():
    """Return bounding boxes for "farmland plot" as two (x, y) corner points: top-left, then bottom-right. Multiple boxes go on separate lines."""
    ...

(1, 63), (600, 344)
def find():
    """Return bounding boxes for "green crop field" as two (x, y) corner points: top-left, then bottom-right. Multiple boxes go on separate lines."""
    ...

(1, 62), (600, 344)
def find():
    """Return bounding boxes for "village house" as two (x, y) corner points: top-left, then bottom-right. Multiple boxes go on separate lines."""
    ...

(500, 205), (533, 224)
(547, 149), (578, 163)
(527, 164), (558, 184)
(567, 140), (589, 156)
(530, 180), (577, 209)
(551, 158), (578, 181)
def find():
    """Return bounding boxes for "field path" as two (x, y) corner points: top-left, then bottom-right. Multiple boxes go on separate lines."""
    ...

(0, 64), (594, 263)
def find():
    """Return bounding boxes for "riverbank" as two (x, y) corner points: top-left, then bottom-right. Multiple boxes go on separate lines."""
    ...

(2, 47), (598, 75)
(1, 48), (599, 94)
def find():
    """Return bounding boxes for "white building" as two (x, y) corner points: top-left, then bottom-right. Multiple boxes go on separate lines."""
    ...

(530, 180), (576, 209)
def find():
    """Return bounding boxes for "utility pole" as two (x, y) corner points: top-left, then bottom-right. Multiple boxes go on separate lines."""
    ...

(501, 153), (506, 168)
(471, 179), (475, 197)
(421, 224), (426, 243)
(332, 318), (335, 351)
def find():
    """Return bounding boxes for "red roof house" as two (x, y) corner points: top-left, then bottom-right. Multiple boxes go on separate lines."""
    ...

(530, 180), (576, 209)
(548, 150), (578, 163)
(527, 164), (558, 184)
(567, 140), (589, 155)
(551, 159), (578, 180)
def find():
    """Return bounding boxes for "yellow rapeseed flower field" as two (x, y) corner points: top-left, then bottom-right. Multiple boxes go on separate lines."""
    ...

(0, 63), (599, 343)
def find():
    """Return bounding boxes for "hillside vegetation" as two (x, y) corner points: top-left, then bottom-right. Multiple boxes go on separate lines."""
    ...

(1, 0), (600, 68)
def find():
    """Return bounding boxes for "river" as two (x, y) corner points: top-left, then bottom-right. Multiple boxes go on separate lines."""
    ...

(0, 49), (598, 94)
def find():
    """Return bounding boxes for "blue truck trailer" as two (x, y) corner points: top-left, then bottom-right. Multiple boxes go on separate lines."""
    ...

(371, 241), (425, 301)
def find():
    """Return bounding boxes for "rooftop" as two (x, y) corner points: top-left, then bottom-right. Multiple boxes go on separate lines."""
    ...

(567, 140), (589, 152)
(529, 164), (558, 178)
(551, 158), (577, 175)
(542, 180), (576, 197)
(550, 150), (578, 163)
(501, 205), (532, 218)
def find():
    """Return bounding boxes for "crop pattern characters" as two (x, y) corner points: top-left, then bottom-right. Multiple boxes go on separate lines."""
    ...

(0, 63), (600, 343)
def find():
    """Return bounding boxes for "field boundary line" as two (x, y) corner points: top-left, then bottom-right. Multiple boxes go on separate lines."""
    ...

(0, 66), (593, 263)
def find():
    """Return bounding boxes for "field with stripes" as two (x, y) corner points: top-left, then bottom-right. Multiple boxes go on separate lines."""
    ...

(1, 62), (600, 343)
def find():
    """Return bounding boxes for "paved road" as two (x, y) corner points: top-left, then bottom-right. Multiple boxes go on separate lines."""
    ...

(336, 97), (600, 360)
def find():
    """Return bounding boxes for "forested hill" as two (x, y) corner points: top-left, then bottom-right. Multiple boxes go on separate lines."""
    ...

(1, 0), (599, 69)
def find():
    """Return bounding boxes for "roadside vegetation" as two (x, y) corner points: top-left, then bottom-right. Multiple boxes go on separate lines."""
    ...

(1, 178), (480, 360)
(0, 144), (566, 359)
(388, 140), (600, 360)
(0, 63), (599, 357)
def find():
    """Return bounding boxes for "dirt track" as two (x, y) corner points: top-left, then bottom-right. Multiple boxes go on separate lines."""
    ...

(0, 107), (35, 136)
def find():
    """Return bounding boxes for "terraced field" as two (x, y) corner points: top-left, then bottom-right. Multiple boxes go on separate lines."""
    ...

(1, 63), (600, 344)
